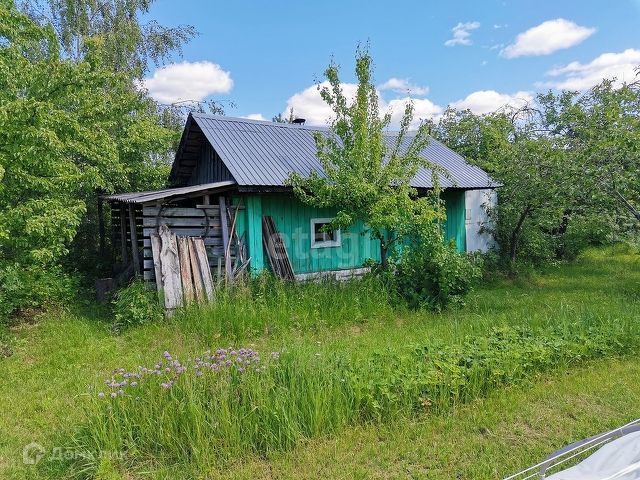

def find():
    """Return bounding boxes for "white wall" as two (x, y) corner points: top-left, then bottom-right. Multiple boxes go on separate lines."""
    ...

(465, 189), (497, 253)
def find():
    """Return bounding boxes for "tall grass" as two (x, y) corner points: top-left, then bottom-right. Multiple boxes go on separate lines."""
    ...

(174, 274), (395, 341)
(69, 313), (640, 478)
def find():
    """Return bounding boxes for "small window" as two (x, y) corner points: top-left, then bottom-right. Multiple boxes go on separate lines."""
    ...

(465, 208), (472, 223)
(310, 218), (341, 248)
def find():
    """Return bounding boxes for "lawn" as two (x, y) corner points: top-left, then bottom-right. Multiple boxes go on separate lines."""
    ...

(0, 245), (638, 479)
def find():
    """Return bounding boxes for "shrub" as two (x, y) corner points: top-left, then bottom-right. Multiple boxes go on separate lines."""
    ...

(111, 280), (163, 331)
(0, 262), (76, 323)
(393, 241), (481, 310)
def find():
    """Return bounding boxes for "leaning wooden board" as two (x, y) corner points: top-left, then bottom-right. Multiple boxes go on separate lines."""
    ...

(142, 204), (225, 282)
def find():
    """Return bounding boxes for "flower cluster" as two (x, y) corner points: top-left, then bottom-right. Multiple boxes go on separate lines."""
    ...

(97, 347), (278, 398)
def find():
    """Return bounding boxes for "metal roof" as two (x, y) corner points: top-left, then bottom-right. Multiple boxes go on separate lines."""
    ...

(103, 180), (236, 204)
(178, 113), (498, 190)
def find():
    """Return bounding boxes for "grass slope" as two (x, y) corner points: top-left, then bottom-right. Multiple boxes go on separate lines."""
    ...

(0, 245), (637, 478)
(225, 357), (640, 480)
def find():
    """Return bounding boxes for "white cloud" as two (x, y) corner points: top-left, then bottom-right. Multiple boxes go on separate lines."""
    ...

(283, 82), (442, 128)
(386, 97), (444, 128)
(142, 61), (233, 104)
(444, 21), (481, 47)
(378, 78), (429, 96)
(450, 90), (534, 115)
(542, 48), (640, 90)
(501, 19), (595, 58)
(242, 113), (267, 121)
(283, 82), (360, 125)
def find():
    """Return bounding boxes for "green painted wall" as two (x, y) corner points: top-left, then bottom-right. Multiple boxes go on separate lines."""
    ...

(442, 189), (467, 253)
(259, 195), (381, 274)
(240, 190), (467, 275)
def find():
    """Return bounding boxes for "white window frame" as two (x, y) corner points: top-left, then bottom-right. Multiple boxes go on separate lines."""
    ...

(310, 218), (341, 249)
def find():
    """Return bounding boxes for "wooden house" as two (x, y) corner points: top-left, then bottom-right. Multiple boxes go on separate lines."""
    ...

(104, 114), (498, 284)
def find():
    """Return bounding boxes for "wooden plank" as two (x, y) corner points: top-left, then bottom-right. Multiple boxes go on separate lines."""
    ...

(143, 256), (234, 270)
(196, 204), (244, 210)
(143, 227), (222, 238)
(128, 204), (141, 276)
(143, 237), (223, 248)
(142, 217), (221, 227)
(193, 237), (215, 302)
(143, 206), (221, 217)
(219, 196), (232, 280)
(144, 246), (227, 260)
(158, 225), (183, 310)
(150, 234), (163, 291)
(226, 200), (240, 265)
(177, 237), (195, 304)
(188, 238), (205, 303)
(246, 196), (264, 273)
(262, 216), (295, 281)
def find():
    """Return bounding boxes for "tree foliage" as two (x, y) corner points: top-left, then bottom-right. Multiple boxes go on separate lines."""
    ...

(20, 0), (196, 78)
(0, 1), (181, 318)
(288, 48), (445, 265)
(433, 76), (640, 266)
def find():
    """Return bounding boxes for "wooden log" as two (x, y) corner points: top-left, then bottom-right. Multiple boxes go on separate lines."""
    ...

(128, 204), (141, 276)
(188, 238), (205, 303)
(95, 278), (114, 303)
(177, 237), (194, 304)
(193, 237), (214, 302)
(150, 234), (163, 292)
(158, 225), (183, 310)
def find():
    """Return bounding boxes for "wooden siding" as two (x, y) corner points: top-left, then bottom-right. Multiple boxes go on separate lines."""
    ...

(141, 205), (226, 281)
(442, 189), (467, 253)
(237, 190), (467, 276)
(186, 142), (234, 186)
(242, 194), (381, 275)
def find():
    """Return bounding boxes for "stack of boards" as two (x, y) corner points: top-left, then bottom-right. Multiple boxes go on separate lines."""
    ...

(262, 216), (295, 281)
(151, 224), (215, 314)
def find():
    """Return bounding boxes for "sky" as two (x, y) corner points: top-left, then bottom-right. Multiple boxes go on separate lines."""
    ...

(141, 0), (640, 126)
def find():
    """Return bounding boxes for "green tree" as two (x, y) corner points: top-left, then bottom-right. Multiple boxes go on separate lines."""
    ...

(288, 49), (444, 267)
(434, 106), (578, 264)
(539, 79), (640, 225)
(21, 0), (196, 78)
(0, 2), (176, 317)
(434, 76), (640, 266)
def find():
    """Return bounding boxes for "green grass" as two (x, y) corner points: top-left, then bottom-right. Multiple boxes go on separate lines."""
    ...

(0, 245), (638, 479)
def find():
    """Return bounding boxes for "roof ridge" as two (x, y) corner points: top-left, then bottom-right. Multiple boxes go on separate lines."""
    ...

(190, 113), (428, 136)
(190, 112), (330, 132)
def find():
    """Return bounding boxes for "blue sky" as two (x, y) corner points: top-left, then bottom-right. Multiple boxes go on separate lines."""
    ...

(142, 0), (640, 125)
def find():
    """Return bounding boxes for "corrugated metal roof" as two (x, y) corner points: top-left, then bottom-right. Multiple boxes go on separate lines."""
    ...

(187, 114), (498, 189)
(103, 180), (236, 204)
